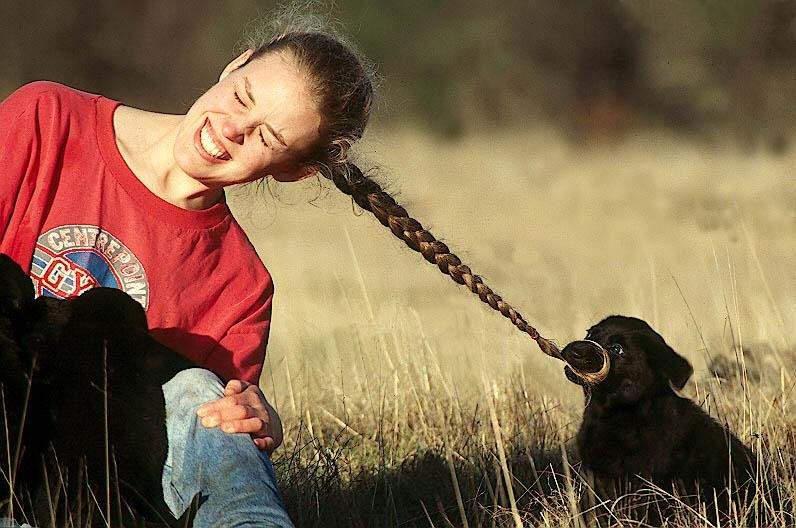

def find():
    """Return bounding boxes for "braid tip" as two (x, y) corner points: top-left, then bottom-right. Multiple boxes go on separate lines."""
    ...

(536, 337), (562, 360)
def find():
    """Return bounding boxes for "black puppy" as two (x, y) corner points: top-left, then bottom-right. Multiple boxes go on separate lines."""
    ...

(562, 315), (763, 522)
(0, 254), (194, 526)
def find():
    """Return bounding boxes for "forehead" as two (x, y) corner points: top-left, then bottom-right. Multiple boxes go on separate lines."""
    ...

(233, 51), (322, 148)
(586, 316), (652, 341)
(243, 51), (312, 100)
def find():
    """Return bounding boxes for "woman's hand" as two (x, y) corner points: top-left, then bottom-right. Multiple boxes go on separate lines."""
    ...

(196, 380), (283, 453)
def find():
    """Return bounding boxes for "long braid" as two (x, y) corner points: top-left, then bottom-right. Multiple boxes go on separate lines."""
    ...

(244, 26), (560, 359)
(328, 163), (562, 359)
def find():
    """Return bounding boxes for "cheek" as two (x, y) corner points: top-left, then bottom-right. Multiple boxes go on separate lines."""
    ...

(173, 133), (196, 173)
(238, 148), (270, 173)
(189, 88), (223, 114)
(617, 375), (649, 401)
(612, 357), (653, 399)
(230, 149), (275, 183)
(173, 113), (205, 166)
(634, 356), (657, 381)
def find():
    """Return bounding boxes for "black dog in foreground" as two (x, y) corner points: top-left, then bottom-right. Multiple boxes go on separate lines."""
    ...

(561, 316), (779, 523)
(0, 254), (193, 526)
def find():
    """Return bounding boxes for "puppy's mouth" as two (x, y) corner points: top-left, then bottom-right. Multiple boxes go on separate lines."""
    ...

(561, 340), (611, 385)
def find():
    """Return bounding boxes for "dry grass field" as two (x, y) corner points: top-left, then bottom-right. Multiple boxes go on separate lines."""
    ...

(229, 126), (795, 527)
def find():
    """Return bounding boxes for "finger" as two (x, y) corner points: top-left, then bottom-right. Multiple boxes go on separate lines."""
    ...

(224, 379), (251, 397)
(214, 404), (259, 424)
(200, 402), (259, 428)
(220, 417), (264, 435)
(197, 394), (243, 417)
(253, 437), (275, 453)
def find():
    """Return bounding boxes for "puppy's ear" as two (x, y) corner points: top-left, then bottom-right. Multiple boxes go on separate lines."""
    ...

(640, 333), (693, 390)
(0, 254), (34, 316)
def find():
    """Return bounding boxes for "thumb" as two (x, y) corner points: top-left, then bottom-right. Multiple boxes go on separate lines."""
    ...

(253, 436), (275, 453)
(224, 379), (250, 396)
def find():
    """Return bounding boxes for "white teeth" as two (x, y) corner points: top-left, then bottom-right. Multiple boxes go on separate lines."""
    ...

(200, 123), (226, 159)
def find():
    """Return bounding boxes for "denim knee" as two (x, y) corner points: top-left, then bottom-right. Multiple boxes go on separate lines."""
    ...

(163, 368), (225, 413)
(168, 367), (223, 388)
(160, 368), (294, 527)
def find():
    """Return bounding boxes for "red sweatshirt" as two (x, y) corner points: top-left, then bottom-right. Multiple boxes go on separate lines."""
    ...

(0, 81), (274, 384)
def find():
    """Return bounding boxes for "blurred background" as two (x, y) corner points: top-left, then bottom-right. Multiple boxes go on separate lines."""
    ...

(1, 0), (793, 425)
(2, 0), (795, 146)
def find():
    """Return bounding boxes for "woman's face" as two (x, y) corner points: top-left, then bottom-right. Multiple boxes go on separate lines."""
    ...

(174, 49), (322, 187)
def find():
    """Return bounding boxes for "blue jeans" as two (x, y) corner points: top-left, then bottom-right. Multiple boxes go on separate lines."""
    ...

(162, 368), (295, 528)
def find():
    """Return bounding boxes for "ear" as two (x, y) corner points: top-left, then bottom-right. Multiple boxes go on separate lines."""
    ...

(641, 333), (693, 390)
(219, 49), (255, 82)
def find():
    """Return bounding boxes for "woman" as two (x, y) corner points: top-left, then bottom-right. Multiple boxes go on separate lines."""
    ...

(0, 26), (372, 527)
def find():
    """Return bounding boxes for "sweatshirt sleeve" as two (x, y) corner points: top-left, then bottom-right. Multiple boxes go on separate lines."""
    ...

(203, 279), (274, 385)
(0, 81), (65, 264)
(0, 84), (37, 235)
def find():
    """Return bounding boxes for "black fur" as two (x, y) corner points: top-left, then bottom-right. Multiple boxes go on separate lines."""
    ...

(0, 254), (195, 526)
(562, 315), (769, 523)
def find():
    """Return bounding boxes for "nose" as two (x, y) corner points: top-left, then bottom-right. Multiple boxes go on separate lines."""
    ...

(220, 119), (247, 145)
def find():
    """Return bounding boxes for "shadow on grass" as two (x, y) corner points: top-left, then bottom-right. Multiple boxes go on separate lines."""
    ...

(277, 435), (570, 528)
(276, 423), (795, 528)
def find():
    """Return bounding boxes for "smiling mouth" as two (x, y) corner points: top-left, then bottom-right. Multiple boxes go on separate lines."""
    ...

(196, 118), (231, 161)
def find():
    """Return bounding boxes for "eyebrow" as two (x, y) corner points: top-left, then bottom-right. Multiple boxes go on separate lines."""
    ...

(245, 76), (288, 148)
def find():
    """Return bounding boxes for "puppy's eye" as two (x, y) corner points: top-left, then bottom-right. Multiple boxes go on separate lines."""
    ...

(608, 344), (623, 355)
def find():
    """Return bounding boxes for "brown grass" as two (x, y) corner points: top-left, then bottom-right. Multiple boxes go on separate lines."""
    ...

(229, 126), (795, 527)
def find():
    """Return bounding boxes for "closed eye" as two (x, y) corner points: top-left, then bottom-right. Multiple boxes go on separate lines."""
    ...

(232, 87), (268, 147)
